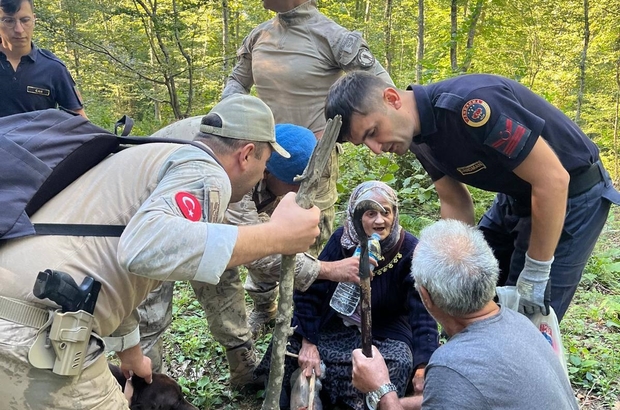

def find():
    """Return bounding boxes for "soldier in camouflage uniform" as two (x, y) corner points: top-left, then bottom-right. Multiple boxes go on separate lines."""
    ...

(221, 0), (394, 328)
(0, 95), (321, 409)
(138, 121), (361, 388)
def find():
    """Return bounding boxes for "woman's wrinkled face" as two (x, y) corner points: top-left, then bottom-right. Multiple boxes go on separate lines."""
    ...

(361, 197), (394, 240)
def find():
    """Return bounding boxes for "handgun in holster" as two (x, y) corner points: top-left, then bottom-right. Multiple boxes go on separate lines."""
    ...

(31, 269), (101, 377)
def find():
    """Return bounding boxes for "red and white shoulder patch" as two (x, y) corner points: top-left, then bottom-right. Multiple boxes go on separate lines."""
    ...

(484, 114), (531, 159)
(175, 192), (202, 221)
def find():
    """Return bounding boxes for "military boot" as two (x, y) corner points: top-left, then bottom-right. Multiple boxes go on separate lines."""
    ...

(248, 301), (277, 339)
(226, 341), (262, 390)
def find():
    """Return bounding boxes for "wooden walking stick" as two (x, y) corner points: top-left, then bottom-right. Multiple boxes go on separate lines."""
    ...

(262, 116), (341, 410)
(351, 199), (385, 358)
(308, 370), (316, 410)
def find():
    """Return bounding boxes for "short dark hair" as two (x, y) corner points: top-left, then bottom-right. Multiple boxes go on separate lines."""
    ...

(325, 71), (389, 142)
(0, 0), (33, 14)
(195, 113), (268, 159)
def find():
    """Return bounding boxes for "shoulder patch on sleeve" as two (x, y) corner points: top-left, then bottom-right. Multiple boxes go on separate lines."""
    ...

(207, 189), (221, 223)
(175, 192), (202, 221)
(462, 99), (491, 127)
(356, 48), (375, 68)
(336, 31), (364, 66)
(484, 114), (531, 159)
(341, 32), (358, 54)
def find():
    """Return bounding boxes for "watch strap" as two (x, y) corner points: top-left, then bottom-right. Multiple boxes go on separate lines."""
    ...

(366, 382), (397, 410)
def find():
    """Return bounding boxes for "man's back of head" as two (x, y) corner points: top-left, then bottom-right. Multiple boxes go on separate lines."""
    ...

(411, 219), (499, 317)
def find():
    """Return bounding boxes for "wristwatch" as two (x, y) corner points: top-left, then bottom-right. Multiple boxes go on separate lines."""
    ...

(365, 382), (397, 410)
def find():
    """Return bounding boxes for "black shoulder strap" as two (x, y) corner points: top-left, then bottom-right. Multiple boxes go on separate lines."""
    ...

(30, 135), (223, 237)
(33, 224), (125, 237)
(114, 115), (134, 136)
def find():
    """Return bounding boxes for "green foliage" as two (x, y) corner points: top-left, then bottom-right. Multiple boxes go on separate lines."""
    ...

(582, 248), (620, 293)
(336, 144), (440, 231)
(31, 0), (620, 172)
(559, 210), (620, 407)
(164, 282), (250, 409)
(562, 290), (620, 407)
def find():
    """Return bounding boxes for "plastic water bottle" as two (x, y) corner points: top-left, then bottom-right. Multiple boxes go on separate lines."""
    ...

(330, 233), (381, 316)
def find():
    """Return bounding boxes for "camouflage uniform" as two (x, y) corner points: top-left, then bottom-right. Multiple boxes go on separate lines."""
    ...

(139, 117), (320, 384)
(228, 184), (321, 308)
(222, 0), (394, 257)
(0, 142), (234, 409)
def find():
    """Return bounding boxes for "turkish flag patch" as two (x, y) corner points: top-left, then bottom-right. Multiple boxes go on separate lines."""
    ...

(175, 192), (202, 221)
(485, 114), (531, 159)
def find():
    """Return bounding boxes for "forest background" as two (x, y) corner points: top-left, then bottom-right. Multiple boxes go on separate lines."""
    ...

(34, 0), (620, 408)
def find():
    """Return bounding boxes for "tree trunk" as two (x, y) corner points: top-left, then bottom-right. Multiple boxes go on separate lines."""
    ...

(150, 46), (161, 122)
(460, 0), (484, 73)
(384, 0), (393, 74)
(363, 0), (371, 37)
(235, 10), (240, 50)
(575, 0), (590, 125)
(450, 0), (458, 72)
(614, 56), (620, 181)
(416, 0), (424, 84)
(222, 0), (230, 74)
(355, 0), (364, 21)
(172, 0), (193, 117)
(262, 117), (341, 410)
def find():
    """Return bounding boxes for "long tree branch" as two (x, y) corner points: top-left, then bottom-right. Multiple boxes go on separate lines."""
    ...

(262, 116), (341, 410)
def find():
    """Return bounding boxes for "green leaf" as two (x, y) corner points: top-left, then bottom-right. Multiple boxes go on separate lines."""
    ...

(197, 376), (210, 388)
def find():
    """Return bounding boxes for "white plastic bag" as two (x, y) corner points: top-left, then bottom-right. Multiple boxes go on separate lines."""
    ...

(290, 364), (325, 410)
(528, 308), (569, 376)
(496, 286), (569, 377)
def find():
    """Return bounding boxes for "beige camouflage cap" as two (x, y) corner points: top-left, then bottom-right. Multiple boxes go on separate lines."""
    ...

(200, 94), (290, 158)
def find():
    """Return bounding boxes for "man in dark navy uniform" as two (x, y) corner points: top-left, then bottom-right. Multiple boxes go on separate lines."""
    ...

(325, 71), (620, 322)
(0, 0), (86, 117)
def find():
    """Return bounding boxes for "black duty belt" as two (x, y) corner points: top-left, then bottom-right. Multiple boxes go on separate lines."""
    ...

(568, 161), (604, 198)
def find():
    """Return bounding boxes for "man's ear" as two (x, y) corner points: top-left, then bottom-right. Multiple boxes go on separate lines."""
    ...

(237, 143), (256, 170)
(418, 285), (434, 308)
(383, 87), (401, 109)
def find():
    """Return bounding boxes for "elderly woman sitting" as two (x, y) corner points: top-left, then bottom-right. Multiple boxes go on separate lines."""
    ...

(257, 181), (439, 409)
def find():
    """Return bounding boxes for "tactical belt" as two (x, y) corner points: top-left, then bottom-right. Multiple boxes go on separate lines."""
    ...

(568, 160), (604, 198)
(0, 296), (49, 328)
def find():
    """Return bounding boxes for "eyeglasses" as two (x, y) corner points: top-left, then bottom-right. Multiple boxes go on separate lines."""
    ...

(0, 17), (35, 29)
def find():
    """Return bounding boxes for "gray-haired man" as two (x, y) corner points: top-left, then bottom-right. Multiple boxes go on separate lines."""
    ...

(351, 220), (578, 410)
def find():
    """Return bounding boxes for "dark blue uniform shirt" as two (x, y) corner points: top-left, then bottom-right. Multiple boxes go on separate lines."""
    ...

(408, 74), (599, 202)
(0, 43), (83, 117)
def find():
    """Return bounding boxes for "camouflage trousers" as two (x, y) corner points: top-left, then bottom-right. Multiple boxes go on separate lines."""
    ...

(0, 318), (128, 410)
(139, 269), (251, 372)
